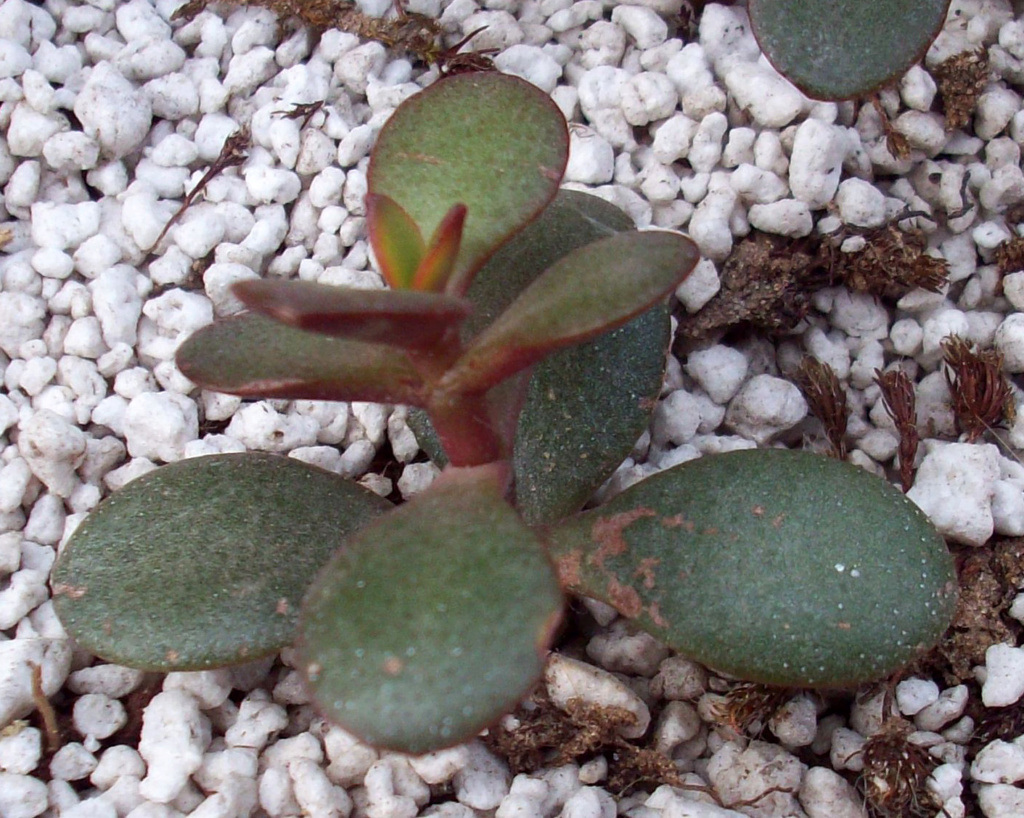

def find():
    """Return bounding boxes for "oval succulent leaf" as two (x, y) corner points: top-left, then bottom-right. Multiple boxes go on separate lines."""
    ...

(299, 464), (563, 754)
(543, 449), (957, 688)
(410, 190), (670, 524)
(365, 192), (426, 289)
(51, 454), (391, 670)
(442, 230), (698, 393)
(232, 280), (472, 349)
(368, 72), (568, 296)
(176, 313), (428, 405)
(749, 0), (951, 100)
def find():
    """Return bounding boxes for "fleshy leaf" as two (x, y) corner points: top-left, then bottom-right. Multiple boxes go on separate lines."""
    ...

(366, 193), (426, 289)
(543, 449), (958, 688)
(442, 230), (698, 393)
(232, 280), (472, 349)
(413, 203), (468, 292)
(51, 454), (391, 670)
(299, 464), (563, 753)
(749, 0), (951, 100)
(176, 312), (428, 405)
(368, 72), (568, 296)
(410, 190), (669, 524)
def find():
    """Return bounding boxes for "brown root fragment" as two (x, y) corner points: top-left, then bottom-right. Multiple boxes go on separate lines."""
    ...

(995, 235), (1024, 275)
(30, 662), (61, 754)
(709, 682), (793, 735)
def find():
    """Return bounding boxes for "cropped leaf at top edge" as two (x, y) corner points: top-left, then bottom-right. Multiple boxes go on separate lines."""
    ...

(368, 72), (568, 296)
(176, 312), (428, 406)
(232, 280), (472, 349)
(51, 454), (392, 671)
(749, 0), (952, 100)
(543, 449), (958, 688)
(299, 464), (563, 754)
(409, 189), (670, 524)
(442, 231), (699, 394)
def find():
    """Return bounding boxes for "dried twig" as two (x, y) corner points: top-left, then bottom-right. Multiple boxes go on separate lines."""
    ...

(871, 95), (911, 161)
(875, 369), (919, 492)
(152, 127), (251, 250)
(279, 99), (325, 129)
(941, 335), (1015, 442)
(30, 662), (61, 753)
(796, 358), (849, 459)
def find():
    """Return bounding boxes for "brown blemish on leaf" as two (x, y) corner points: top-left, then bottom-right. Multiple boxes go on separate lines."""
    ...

(590, 508), (656, 569)
(275, 598), (289, 615)
(165, 650), (180, 663)
(751, 505), (765, 517)
(837, 622), (852, 630)
(606, 577), (642, 618)
(661, 513), (694, 531)
(539, 164), (562, 181)
(383, 655), (404, 676)
(555, 549), (582, 590)
(51, 582), (87, 599)
(633, 557), (660, 589)
(647, 602), (669, 629)
(771, 514), (785, 528)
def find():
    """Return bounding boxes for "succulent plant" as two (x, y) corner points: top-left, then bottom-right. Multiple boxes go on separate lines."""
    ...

(52, 72), (957, 755)
(748, 0), (952, 100)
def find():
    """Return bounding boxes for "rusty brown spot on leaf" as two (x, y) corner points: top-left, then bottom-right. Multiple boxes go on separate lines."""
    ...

(275, 598), (290, 615)
(382, 655), (404, 676)
(606, 577), (642, 618)
(554, 549), (582, 590)
(590, 508), (656, 569)
(647, 602), (669, 629)
(633, 557), (660, 589)
(51, 582), (87, 599)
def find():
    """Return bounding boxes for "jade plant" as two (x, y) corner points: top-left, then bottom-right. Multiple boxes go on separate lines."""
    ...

(748, 0), (952, 100)
(52, 73), (957, 755)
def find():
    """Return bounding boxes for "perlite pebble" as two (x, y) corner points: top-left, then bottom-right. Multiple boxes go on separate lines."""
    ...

(981, 644), (1024, 708)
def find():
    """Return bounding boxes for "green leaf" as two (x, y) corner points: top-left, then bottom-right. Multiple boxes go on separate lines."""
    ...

(176, 312), (428, 405)
(749, 0), (951, 100)
(232, 280), (472, 349)
(51, 454), (391, 670)
(368, 72), (568, 296)
(410, 190), (670, 524)
(442, 230), (698, 393)
(413, 203), (467, 292)
(543, 449), (957, 688)
(299, 465), (563, 753)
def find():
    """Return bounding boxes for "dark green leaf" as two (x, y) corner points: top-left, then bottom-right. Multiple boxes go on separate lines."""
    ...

(232, 280), (472, 349)
(299, 465), (562, 753)
(544, 449), (957, 687)
(368, 73), (568, 296)
(749, 0), (951, 100)
(51, 454), (391, 670)
(176, 313), (428, 405)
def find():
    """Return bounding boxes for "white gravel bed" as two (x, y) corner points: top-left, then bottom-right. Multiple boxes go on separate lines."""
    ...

(1, 0), (1024, 816)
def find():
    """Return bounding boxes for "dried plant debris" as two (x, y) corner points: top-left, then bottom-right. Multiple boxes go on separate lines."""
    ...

(709, 682), (794, 735)
(871, 95), (911, 161)
(485, 690), (699, 795)
(995, 234), (1024, 274)
(829, 223), (949, 299)
(153, 127), (251, 250)
(941, 335), (1015, 442)
(796, 358), (849, 459)
(677, 226), (949, 340)
(279, 99), (325, 129)
(874, 368), (919, 493)
(172, 0), (493, 70)
(913, 539), (1024, 685)
(859, 717), (941, 818)
(933, 48), (990, 132)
